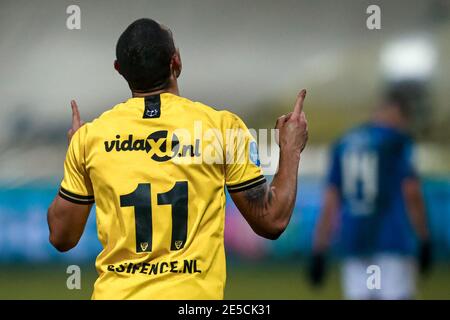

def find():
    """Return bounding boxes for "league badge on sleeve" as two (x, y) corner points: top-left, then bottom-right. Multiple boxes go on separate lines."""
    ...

(249, 141), (261, 167)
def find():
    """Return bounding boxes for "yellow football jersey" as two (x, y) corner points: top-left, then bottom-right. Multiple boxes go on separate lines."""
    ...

(59, 93), (265, 299)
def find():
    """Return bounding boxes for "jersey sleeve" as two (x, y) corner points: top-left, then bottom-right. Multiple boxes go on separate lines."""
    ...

(59, 125), (95, 204)
(326, 143), (342, 188)
(223, 113), (266, 193)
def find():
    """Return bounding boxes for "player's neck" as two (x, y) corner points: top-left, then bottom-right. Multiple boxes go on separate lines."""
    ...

(372, 112), (407, 131)
(131, 82), (180, 98)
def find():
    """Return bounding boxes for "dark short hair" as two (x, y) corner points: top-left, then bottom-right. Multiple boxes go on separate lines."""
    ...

(116, 18), (176, 92)
(384, 80), (425, 118)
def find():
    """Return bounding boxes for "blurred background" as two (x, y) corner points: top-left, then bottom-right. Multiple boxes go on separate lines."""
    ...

(0, 0), (449, 299)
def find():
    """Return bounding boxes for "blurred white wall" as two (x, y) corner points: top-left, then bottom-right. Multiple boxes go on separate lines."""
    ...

(0, 0), (449, 182)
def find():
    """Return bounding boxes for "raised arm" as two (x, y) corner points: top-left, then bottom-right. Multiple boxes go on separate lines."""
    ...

(230, 90), (308, 240)
(48, 100), (93, 252)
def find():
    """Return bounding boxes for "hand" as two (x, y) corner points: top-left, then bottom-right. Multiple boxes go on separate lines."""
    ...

(419, 240), (432, 275)
(309, 252), (326, 287)
(275, 89), (308, 154)
(67, 100), (84, 145)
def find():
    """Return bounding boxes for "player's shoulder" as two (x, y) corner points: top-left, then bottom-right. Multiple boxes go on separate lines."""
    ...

(178, 96), (220, 115)
(175, 95), (245, 127)
(338, 122), (414, 150)
(81, 94), (248, 134)
(93, 100), (132, 122)
(82, 100), (133, 133)
(370, 123), (414, 145)
(334, 123), (368, 146)
(69, 102), (125, 144)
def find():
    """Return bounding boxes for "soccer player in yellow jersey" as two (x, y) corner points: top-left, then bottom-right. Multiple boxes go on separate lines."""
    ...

(47, 18), (308, 299)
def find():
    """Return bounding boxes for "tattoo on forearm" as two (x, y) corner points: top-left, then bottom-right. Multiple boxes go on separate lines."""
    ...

(243, 183), (273, 217)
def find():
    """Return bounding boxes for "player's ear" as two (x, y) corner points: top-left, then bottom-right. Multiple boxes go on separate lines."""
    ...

(114, 60), (121, 74)
(171, 49), (182, 78)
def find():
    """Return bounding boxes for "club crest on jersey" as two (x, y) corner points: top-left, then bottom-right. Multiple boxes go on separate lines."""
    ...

(174, 240), (183, 250)
(140, 242), (149, 251)
(143, 94), (161, 119)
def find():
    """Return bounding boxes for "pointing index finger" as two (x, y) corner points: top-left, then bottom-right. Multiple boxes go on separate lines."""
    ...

(292, 89), (307, 117)
(71, 100), (81, 128)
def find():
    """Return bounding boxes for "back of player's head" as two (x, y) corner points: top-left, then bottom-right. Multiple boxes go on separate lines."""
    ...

(384, 88), (411, 118)
(116, 18), (176, 92)
(383, 81), (423, 119)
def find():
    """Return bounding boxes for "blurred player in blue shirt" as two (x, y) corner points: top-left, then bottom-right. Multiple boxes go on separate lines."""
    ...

(311, 87), (431, 299)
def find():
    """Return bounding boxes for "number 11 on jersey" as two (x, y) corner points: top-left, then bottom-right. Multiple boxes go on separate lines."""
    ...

(120, 181), (188, 253)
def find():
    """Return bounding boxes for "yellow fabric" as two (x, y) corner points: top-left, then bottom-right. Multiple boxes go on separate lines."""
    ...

(60, 93), (264, 299)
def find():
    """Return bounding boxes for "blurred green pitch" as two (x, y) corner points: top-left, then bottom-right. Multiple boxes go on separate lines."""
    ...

(0, 262), (448, 300)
